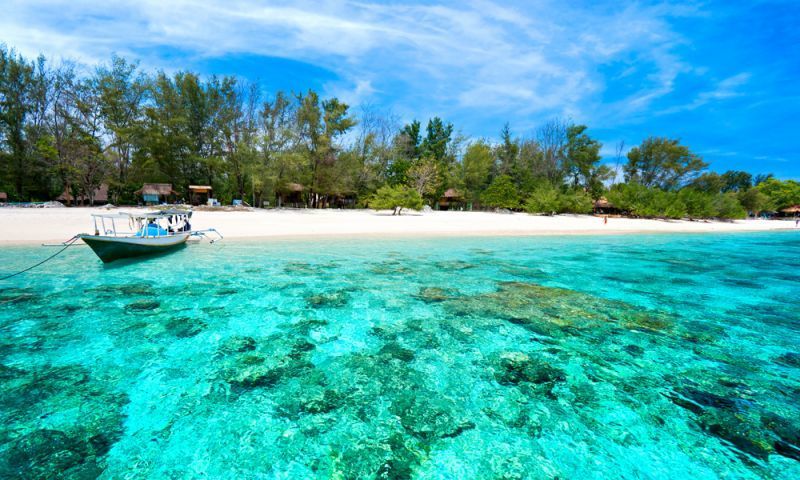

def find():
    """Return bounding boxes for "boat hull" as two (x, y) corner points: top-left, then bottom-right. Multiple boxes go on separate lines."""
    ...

(79, 233), (189, 263)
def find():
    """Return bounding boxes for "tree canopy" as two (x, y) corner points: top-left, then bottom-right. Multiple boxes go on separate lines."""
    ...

(0, 44), (792, 221)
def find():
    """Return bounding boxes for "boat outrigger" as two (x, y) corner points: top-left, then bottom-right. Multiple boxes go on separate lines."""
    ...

(78, 210), (222, 263)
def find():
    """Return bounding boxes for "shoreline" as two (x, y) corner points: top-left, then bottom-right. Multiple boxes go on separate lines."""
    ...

(0, 207), (796, 246)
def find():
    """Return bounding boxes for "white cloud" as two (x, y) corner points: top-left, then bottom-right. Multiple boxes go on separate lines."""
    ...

(0, 0), (719, 130)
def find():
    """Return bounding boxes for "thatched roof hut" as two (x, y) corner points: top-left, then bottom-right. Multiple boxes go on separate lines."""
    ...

(780, 205), (800, 214)
(57, 184), (109, 205)
(443, 188), (462, 199)
(593, 197), (621, 215)
(0, 192), (7, 202)
(136, 183), (177, 204)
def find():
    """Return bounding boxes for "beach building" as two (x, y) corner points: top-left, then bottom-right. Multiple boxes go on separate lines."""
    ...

(136, 183), (177, 205)
(189, 185), (213, 206)
(779, 205), (800, 217)
(0, 192), (6, 204)
(56, 184), (109, 206)
(438, 188), (464, 211)
(593, 197), (621, 215)
(278, 183), (305, 207)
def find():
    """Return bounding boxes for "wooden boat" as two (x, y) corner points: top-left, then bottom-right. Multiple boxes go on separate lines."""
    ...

(78, 210), (222, 263)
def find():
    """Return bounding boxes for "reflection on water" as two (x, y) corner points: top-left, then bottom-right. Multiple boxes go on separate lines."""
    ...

(1, 232), (799, 479)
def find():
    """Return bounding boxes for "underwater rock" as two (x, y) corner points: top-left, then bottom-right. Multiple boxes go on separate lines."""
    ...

(224, 356), (315, 392)
(494, 351), (566, 387)
(164, 316), (207, 338)
(0, 363), (26, 381)
(379, 342), (415, 362)
(214, 288), (239, 296)
(416, 287), (454, 303)
(289, 339), (316, 359)
(289, 318), (329, 334)
(700, 412), (774, 460)
(775, 352), (800, 368)
(218, 336), (256, 355)
(117, 283), (154, 296)
(368, 261), (412, 275)
(374, 434), (419, 480)
(762, 412), (800, 461)
(623, 344), (645, 357)
(124, 300), (160, 312)
(391, 393), (474, 441)
(0, 429), (88, 478)
(306, 290), (349, 308)
(433, 260), (475, 271)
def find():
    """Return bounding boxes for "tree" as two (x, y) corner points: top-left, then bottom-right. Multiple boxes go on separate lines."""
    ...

(96, 54), (146, 194)
(420, 117), (452, 162)
(737, 188), (769, 216)
(713, 193), (746, 219)
(564, 124), (601, 189)
(407, 157), (438, 198)
(495, 123), (518, 176)
(624, 137), (707, 190)
(462, 141), (493, 202)
(523, 184), (560, 214)
(756, 178), (800, 210)
(369, 184), (423, 215)
(480, 175), (519, 209)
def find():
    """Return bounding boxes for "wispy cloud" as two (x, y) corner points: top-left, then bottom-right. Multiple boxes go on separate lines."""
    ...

(1, 0), (710, 124)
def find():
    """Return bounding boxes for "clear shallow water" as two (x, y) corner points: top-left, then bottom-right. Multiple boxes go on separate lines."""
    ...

(1, 232), (799, 479)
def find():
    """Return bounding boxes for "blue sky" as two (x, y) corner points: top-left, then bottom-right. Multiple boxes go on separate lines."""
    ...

(3, 0), (798, 178)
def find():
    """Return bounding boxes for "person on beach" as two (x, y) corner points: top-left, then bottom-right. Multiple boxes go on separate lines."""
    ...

(604, 215), (608, 225)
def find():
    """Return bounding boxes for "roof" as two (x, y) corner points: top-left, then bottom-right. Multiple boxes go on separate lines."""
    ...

(594, 197), (614, 208)
(285, 183), (304, 192)
(0, 192), (7, 200)
(136, 183), (175, 196)
(780, 205), (800, 213)
(189, 185), (212, 191)
(56, 184), (109, 202)
(442, 188), (462, 199)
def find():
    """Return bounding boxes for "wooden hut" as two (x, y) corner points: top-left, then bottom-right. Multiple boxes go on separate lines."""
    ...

(277, 183), (305, 207)
(57, 184), (109, 206)
(136, 183), (176, 205)
(438, 188), (464, 211)
(779, 205), (800, 217)
(593, 197), (621, 215)
(0, 192), (7, 204)
(189, 185), (213, 206)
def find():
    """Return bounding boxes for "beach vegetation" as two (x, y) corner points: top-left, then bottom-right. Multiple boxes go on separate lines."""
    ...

(0, 44), (789, 220)
(480, 175), (519, 210)
(369, 185), (423, 215)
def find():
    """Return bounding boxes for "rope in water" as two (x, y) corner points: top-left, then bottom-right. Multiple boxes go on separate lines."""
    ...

(0, 235), (80, 281)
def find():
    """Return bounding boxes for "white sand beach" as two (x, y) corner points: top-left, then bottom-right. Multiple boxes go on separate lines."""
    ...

(0, 207), (795, 245)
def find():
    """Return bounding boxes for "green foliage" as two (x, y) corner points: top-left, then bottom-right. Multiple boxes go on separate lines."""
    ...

(678, 189), (715, 218)
(523, 184), (560, 214)
(625, 137), (707, 190)
(462, 141), (493, 201)
(607, 183), (686, 219)
(523, 186), (593, 215)
(558, 189), (594, 214)
(737, 188), (769, 215)
(369, 185), (423, 215)
(756, 178), (800, 210)
(480, 175), (519, 210)
(712, 192), (746, 219)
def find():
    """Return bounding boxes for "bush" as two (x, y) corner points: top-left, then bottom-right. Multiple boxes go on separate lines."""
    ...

(523, 185), (560, 214)
(678, 189), (715, 219)
(558, 189), (593, 214)
(713, 192), (746, 219)
(369, 185), (423, 215)
(481, 175), (519, 210)
(607, 183), (686, 219)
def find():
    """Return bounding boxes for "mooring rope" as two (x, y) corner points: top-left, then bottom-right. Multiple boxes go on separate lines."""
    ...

(0, 235), (80, 281)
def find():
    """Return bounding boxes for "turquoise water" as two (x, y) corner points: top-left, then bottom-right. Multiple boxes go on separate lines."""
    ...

(1, 232), (799, 479)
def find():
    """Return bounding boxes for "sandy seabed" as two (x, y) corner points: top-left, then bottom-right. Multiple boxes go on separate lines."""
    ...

(0, 207), (796, 245)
